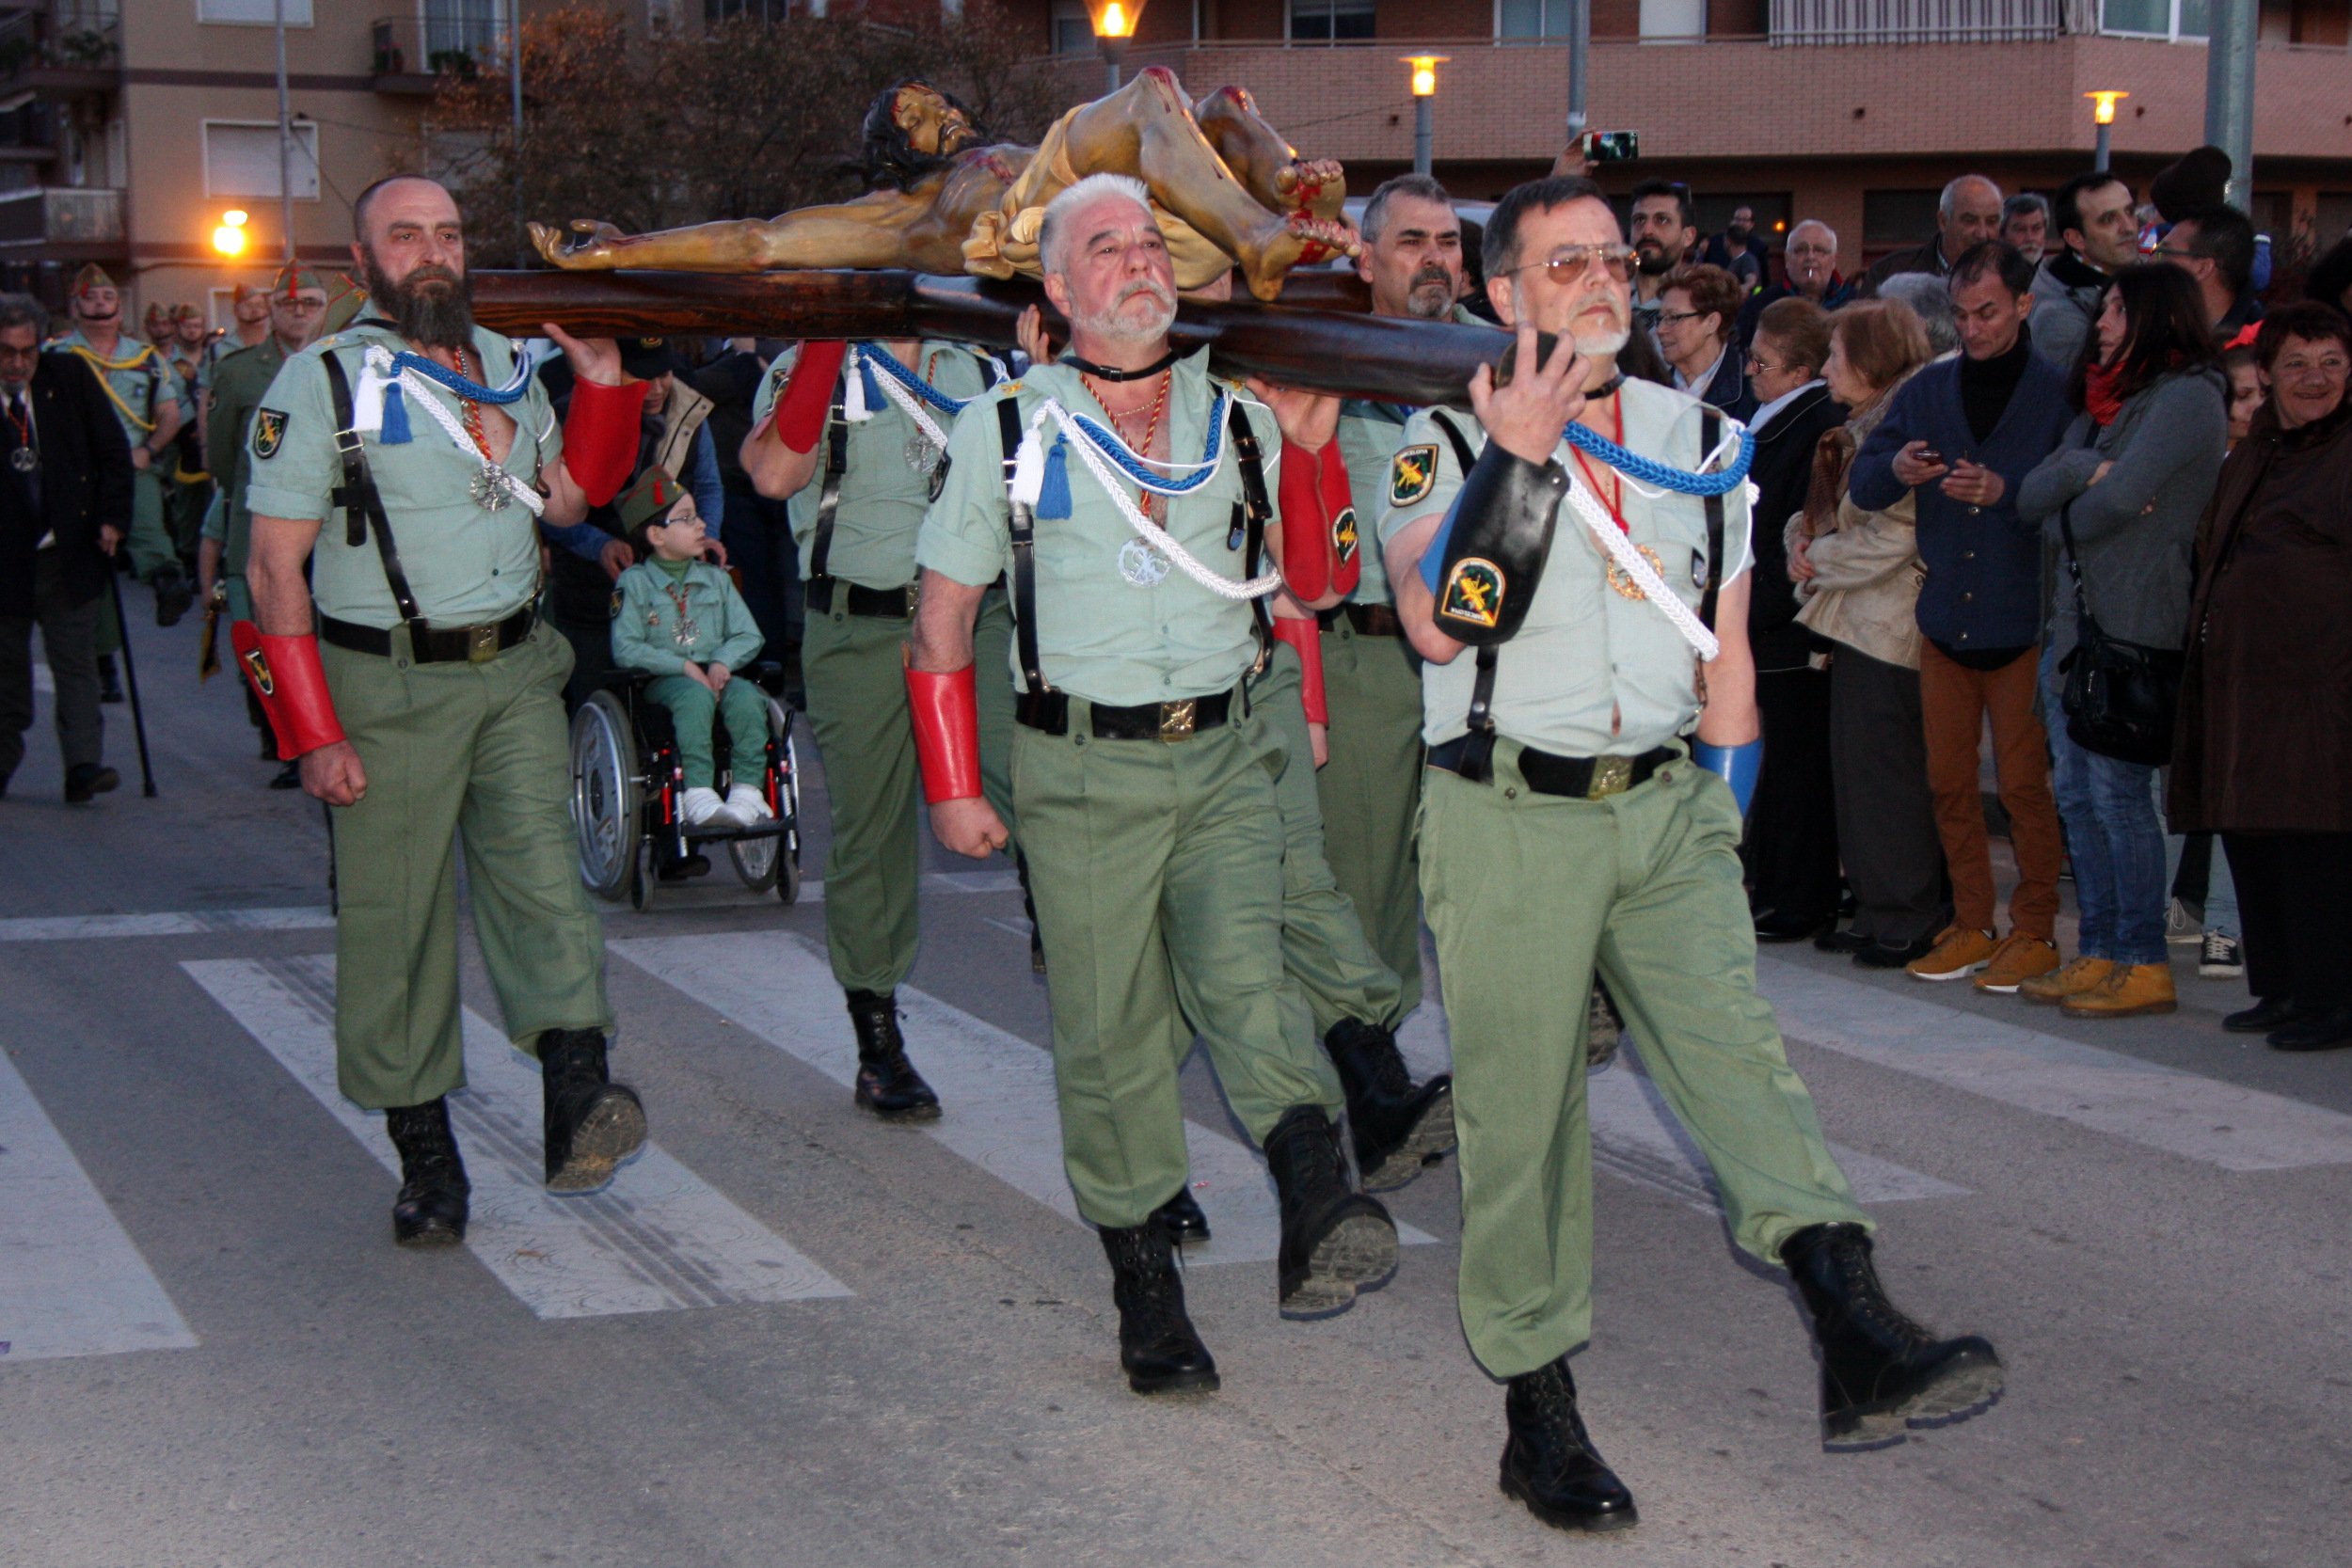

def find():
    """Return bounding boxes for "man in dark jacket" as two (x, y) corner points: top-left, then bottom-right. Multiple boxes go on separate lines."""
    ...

(688, 338), (801, 669)
(1741, 297), (1849, 940)
(1735, 220), (1855, 351)
(1862, 175), (2003, 297)
(1851, 242), (2073, 990)
(0, 293), (132, 802)
(2029, 172), (2141, 377)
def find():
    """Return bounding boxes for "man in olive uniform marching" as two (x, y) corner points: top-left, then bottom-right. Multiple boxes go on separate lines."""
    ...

(741, 333), (1019, 1121)
(1381, 176), (2004, 1532)
(50, 265), (195, 625)
(908, 174), (1398, 1395)
(239, 176), (654, 1246)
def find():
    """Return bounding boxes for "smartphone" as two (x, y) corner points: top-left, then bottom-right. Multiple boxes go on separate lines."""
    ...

(1915, 447), (1944, 465)
(1581, 130), (1639, 165)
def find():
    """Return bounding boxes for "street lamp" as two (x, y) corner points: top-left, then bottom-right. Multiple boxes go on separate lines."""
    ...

(2085, 90), (2128, 174)
(1087, 0), (1146, 95)
(1403, 55), (1448, 177)
(212, 209), (251, 259)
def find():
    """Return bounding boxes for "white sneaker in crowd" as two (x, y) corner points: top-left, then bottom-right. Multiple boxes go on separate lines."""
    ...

(681, 785), (739, 828)
(2199, 930), (2246, 979)
(2165, 897), (2202, 946)
(726, 784), (772, 823)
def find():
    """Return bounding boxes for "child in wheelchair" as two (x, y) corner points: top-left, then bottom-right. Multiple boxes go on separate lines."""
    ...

(610, 468), (772, 830)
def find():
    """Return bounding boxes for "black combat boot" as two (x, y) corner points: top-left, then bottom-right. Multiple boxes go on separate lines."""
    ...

(97, 655), (124, 704)
(1152, 1185), (1210, 1247)
(1099, 1218), (1219, 1395)
(385, 1098), (470, 1247)
(539, 1028), (647, 1194)
(1585, 980), (1624, 1069)
(1781, 1223), (2004, 1449)
(844, 990), (941, 1120)
(1323, 1018), (1454, 1192)
(1498, 1356), (1639, 1533)
(1263, 1105), (1397, 1320)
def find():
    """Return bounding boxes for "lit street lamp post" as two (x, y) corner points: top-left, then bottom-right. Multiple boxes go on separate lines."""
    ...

(2085, 90), (2128, 174)
(1088, 1), (1145, 95)
(1404, 55), (1447, 178)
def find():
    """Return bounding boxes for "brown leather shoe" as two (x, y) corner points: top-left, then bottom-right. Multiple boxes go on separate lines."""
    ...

(2018, 956), (2113, 1006)
(1974, 933), (2060, 994)
(1906, 926), (1996, 982)
(2060, 962), (2178, 1019)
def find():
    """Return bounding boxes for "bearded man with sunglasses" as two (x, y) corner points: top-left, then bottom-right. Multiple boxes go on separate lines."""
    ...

(1379, 176), (2003, 1534)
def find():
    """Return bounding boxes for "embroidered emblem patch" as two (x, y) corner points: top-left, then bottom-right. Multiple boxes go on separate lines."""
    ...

(251, 408), (288, 460)
(1331, 506), (1359, 563)
(240, 645), (274, 696)
(609, 589), (625, 621)
(1389, 444), (1438, 507)
(1438, 558), (1504, 628)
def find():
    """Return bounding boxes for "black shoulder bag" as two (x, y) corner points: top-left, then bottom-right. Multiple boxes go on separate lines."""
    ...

(2057, 502), (2182, 767)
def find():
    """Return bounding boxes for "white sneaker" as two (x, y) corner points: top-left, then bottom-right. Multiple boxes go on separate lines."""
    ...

(2199, 930), (2245, 978)
(726, 783), (772, 822)
(2165, 897), (2202, 946)
(681, 785), (737, 828)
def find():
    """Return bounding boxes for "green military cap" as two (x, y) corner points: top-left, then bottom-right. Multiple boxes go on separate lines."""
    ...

(72, 262), (117, 297)
(319, 273), (368, 334)
(616, 465), (689, 534)
(273, 261), (328, 298)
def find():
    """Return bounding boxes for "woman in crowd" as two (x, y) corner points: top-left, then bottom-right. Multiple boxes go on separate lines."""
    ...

(2016, 265), (2226, 1019)
(1788, 300), (1944, 969)
(2171, 302), (2352, 1053)
(1656, 263), (1756, 420)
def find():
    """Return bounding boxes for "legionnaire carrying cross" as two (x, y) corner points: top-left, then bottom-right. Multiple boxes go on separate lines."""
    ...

(1381, 175), (2005, 1532)
(237, 176), (656, 1246)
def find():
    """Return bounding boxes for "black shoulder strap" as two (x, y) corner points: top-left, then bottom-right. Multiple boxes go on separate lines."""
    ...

(970, 348), (1005, 388)
(321, 352), (423, 631)
(1430, 409), (1499, 783)
(803, 378), (850, 610)
(1699, 407), (1725, 633)
(996, 397), (1048, 699)
(1225, 399), (1275, 673)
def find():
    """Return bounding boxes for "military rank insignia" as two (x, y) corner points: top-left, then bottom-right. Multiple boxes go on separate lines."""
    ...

(1331, 506), (1359, 562)
(252, 408), (287, 460)
(1390, 444), (1438, 507)
(1439, 558), (1504, 628)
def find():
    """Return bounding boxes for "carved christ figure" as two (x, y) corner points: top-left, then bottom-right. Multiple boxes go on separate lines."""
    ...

(532, 70), (1355, 302)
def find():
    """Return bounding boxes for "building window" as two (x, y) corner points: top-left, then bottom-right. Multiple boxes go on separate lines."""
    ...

(1863, 189), (1939, 246)
(1498, 0), (1572, 38)
(423, 1), (505, 61)
(198, 0), (317, 24)
(706, 1), (793, 21)
(1051, 0), (1093, 55)
(1639, 0), (1707, 38)
(2098, 0), (2210, 39)
(202, 121), (321, 201)
(1290, 0), (1375, 41)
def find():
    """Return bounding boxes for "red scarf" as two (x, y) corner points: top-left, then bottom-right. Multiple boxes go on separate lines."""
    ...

(2084, 358), (2129, 427)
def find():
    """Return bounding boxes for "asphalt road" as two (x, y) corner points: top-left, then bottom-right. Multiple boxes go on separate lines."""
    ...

(5, 584), (2348, 1568)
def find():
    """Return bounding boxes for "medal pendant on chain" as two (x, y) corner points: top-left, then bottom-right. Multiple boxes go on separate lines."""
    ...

(470, 464), (512, 513)
(903, 430), (942, 474)
(671, 618), (699, 649)
(1119, 537), (1170, 588)
(9, 445), (37, 473)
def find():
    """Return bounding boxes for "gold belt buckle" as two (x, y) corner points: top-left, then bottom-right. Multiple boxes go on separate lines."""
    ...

(1587, 754), (1634, 798)
(1157, 699), (1198, 741)
(467, 622), (500, 663)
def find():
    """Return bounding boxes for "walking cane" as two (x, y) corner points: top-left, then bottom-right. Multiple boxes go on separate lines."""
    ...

(103, 567), (158, 798)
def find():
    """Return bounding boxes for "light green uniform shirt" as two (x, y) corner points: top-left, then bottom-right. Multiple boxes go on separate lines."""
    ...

(1376, 378), (1754, 755)
(916, 349), (1282, 709)
(245, 311), (559, 629)
(610, 557), (766, 677)
(48, 328), (189, 445)
(1335, 401), (1413, 606)
(755, 341), (994, 591)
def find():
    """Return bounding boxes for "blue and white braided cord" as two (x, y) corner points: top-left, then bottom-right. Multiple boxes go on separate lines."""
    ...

(856, 341), (977, 415)
(1563, 419), (1754, 497)
(1064, 387), (1230, 498)
(389, 346), (536, 405)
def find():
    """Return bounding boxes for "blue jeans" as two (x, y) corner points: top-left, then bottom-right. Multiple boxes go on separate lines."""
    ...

(2042, 644), (2169, 964)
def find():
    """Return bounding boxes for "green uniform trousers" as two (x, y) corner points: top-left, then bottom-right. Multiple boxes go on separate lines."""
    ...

(1314, 616), (1426, 1023)
(321, 622), (611, 1110)
(1248, 642), (1402, 1038)
(1420, 741), (1872, 1378)
(124, 469), (176, 584)
(801, 588), (1015, 994)
(644, 673), (769, 792)
(1015, 705), (1344, 1229)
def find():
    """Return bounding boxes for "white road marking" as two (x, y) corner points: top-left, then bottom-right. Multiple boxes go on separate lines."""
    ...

(1394, 1006), (1966, 1212)
(1756, 956), (2352, 1172)
(0, 1044), (198, 1362)
(789, 869), (1023, 907)
(0, 907), (336, 943)
(183, 957), (851, 1319)
(612, 931), (1439, 1266)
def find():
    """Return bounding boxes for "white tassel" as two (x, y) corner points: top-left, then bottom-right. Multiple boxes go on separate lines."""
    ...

(352, 353), (389, 435)
(843, 348), (873, 422)
(1009, 417), (1046, 508)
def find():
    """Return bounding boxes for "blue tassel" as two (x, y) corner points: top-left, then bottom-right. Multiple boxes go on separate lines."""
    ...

(380, 382), (412, 445)
(858, 360), (884, 419)
(1036, 436), (1072, 519)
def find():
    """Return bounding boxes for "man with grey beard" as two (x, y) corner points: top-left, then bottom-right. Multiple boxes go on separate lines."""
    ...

(907, 173), (1397, 1395)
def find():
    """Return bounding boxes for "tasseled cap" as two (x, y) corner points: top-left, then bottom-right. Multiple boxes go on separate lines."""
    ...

(71, 262), (116, 297)
(616, 466), (687, 533)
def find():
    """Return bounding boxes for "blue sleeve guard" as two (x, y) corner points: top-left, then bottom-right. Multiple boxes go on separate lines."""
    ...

(1690, 737), (1762, 816)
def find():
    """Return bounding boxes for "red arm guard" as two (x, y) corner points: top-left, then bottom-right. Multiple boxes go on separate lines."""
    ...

(1270, 614), (1327, 726)
(905, 659), (985, 804)
(1319, 437), (1361, 598)
(560, 376), (651, 508)
(1277, 442), (1335, 602)
(231, 621), (346, 760)
(770, 341), (850, 453)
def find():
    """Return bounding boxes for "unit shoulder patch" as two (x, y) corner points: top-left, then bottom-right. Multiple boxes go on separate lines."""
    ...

(251, 408), (288, 460)
(1389, 444), (1439, 507)
(1438, 557), (1504, 629)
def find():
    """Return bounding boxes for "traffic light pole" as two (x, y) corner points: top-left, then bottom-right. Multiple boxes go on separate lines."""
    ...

(275, 0), (294, 265)
(2202, 0), (2257, 211)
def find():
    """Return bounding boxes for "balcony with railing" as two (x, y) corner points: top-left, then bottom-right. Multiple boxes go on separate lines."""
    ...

(0, 6), (121, 98)
(0, 184), (125, 257)
(371, 7), (514, 95)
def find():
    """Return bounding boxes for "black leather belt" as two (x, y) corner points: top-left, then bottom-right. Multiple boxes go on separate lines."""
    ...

(1017, 687), (1236, 741)
(319, 606), (535, 665)
(804, 578), (915, 619)
(1316, 602), (1404, 638)
(1427, 737), (1675, 799)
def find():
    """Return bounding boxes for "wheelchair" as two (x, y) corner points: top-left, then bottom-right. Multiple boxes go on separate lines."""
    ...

(568, 661), (803, 911)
